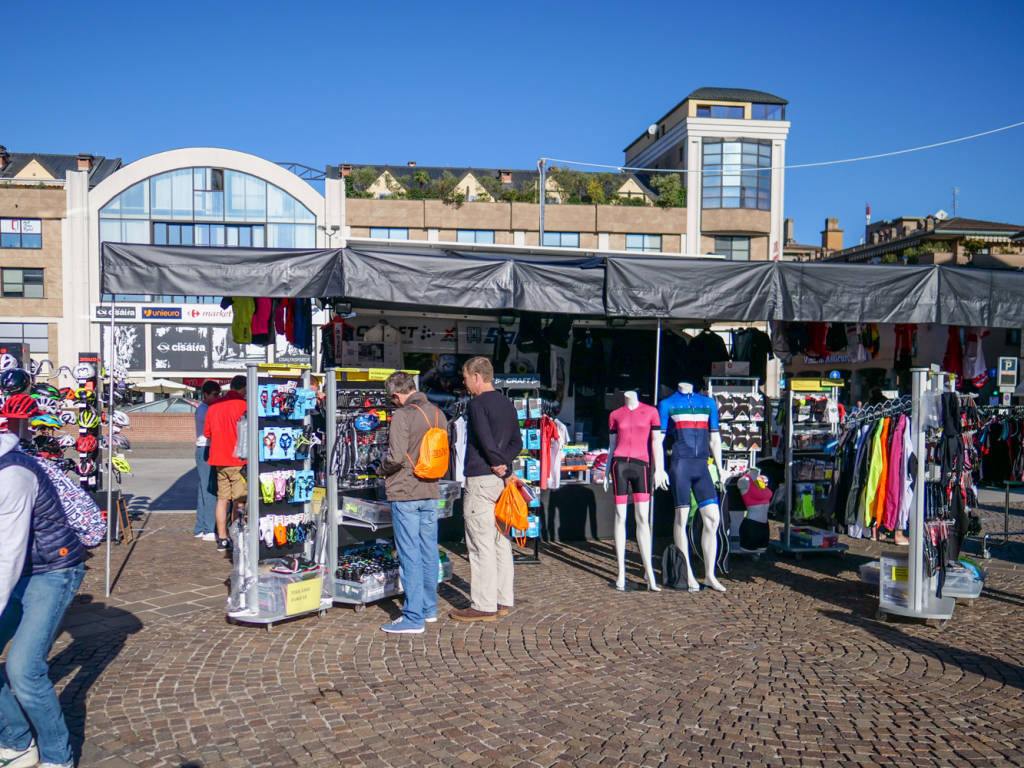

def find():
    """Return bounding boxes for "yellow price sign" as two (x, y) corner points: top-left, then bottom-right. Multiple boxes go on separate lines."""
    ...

(285, 577), (322, 614)
(311, 486), (326, 508)
(368, 368), (392, 381)
(890, 566), (908, 582)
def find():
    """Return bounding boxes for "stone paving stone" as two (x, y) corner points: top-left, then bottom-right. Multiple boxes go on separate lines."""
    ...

(6, 511), (1024, 767)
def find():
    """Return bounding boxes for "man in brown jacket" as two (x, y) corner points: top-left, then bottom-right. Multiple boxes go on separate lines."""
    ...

(378, 371), (448, 634)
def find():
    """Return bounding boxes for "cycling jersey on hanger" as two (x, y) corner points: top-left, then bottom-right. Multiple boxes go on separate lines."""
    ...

(657, 391), (719, 461)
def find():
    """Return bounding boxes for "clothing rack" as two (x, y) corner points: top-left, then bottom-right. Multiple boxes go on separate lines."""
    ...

(846, 397), (913, 427)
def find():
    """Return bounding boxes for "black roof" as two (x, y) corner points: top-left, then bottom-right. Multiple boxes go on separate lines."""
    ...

(686, 87), (787, 105)
(933, 216), (1024, 233)
(0, 152), (122, 186)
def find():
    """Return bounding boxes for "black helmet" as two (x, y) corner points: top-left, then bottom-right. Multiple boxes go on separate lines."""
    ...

(31, 382), (60, 400)
(0, 368), (32, 394)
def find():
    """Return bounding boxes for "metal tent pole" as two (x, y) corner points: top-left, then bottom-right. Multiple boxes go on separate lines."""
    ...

(909, 368), (926, 613)
(653, 319), (662, 405)
(325, 369), (338, 600)
(105, 300), (115, 598)
(538, 159), (546, 245)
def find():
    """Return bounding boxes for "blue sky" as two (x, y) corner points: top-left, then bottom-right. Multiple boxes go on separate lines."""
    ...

(5, 0), (1023, 246)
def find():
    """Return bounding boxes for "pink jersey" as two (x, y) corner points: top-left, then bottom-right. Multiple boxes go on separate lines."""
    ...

(609, 403), (661, 463)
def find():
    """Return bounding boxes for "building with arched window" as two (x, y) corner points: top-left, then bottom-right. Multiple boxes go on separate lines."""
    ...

(57, 148), (343, 379)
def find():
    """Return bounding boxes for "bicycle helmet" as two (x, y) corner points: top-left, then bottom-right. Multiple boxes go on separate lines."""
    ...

(57, 433), (76, 449)
(111, 455), (132, 474)
(72, 362), (96, 380)
(29, 414), (62, 429)
(59, 410), (76, 425)
(78, 409), (101, 429)
(33, 435), (63, 458)
(75, 387), (96, 403)
(0, 353), (18, 372)
(32, 395), (59, 415)
(1, 393), (41, 420)
(111, 410), (130, 427)
(0, 417), (7, 432)
(32, 382), (60, 400)
(77, 458), (96, 476)
(76, 434), (99, 454)
(30, 359), (55, 378)
(0, 368), (32, 394)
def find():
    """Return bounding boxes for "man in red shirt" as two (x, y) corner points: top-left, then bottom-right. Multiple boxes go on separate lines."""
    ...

(204, 375), (247, 551)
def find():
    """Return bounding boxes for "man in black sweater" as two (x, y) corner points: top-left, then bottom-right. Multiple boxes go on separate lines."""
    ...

(450, 356), (522, 622)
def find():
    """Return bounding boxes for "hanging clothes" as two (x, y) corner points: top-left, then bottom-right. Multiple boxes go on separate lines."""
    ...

(872, 418), (892, 528)
(222, 297), (256, 345)
(882, 414), (906, 530)
(964, 327), (990, 389)
(942, 326), (964, 382)
(893, 324), (917, 372)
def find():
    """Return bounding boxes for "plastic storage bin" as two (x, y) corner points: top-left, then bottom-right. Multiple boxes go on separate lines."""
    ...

(940, 564), (984, 599)
(341, 496), (392, 526)
(256, 561), (325, 620)
(880, 553), (909, 608)
(860, 560), (880, 587)
(438, 480), (461, 519)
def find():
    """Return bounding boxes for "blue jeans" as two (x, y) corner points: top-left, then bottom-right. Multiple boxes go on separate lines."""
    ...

(391, 499), (440, 626)
(194, 445), (217, 535)
(0, 563), (85, 766)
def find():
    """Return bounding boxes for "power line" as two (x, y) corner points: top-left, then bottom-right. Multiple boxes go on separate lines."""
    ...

(542, 119), (1024, 176)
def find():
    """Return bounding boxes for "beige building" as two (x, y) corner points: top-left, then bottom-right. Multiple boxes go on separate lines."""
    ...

(338, 86), (791, 260)
(0, 148), (121, 368)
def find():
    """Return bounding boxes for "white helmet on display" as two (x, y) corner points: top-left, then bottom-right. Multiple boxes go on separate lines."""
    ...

(0, 354), (18, 372)
(72, 362), (96, 380)
(33, 396), (59, 415)
(112, 410), (131, 427)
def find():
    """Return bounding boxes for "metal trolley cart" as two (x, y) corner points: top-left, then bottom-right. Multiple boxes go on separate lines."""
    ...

(227, 363), (333, 629)
(324, 367), (458, 611)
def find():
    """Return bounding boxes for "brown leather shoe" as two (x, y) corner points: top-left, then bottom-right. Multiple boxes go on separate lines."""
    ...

(497, 604), (511, 616)
(449, 607), (497, 622)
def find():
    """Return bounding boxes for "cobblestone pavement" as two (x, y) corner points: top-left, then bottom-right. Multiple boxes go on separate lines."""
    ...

(13, 501), (1024, 768)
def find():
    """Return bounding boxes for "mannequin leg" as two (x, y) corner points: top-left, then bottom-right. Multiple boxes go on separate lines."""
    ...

(672, 506), (701, 592)
(614, 503), (628, 590)
(634, 500), (660, 591)
(699, 503), (727, 592)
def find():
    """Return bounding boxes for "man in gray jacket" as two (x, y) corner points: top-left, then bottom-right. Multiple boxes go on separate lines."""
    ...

(378, 371), (448, 634)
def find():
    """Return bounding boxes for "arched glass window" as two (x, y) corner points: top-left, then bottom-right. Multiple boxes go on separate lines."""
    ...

(100, 168), (316, 302)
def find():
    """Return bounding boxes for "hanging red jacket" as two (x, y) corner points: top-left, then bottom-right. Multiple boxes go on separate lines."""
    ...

(942, 326), (964, 383)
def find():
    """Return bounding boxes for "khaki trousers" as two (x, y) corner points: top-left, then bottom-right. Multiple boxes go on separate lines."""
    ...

(463, 474), (514, 612)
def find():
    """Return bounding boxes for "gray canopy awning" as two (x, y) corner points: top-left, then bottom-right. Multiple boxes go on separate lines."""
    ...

(100, 242), (1024, 328)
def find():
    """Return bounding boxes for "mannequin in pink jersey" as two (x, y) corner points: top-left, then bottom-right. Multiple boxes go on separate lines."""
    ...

(603, 390), (663, 591)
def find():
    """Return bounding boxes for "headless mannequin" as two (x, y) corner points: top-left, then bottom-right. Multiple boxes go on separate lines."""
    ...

(604, 391), (662, 591)
(736, 469), (771, 526)
(655, 382), (727, 592)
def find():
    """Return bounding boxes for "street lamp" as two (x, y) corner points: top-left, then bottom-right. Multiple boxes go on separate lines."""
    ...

(318, 224), (341, 247)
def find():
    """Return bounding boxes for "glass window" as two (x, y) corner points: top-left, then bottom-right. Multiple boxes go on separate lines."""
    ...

(0, 322), (48, 353)
(752, 103), (784, 120)
(2, 268), (44, 298)
(702, 139), (771, 210)
(292, 224), (314, 248)
(370, 227), (409, 240)
(699, 105), (743, 118)
(267, 184), (295, 222)
(625, 234), (662, 253)
(0, 219), (42, 249)
(542, 231), (579, 248)
(456, 229), (495, 244)
(713, 236), (750, 261)
(225, 170), (248, 221)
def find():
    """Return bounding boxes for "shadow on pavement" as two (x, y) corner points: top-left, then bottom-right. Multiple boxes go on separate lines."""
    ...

(820, 607), (1024, 692)
(50, 597), (144, 764)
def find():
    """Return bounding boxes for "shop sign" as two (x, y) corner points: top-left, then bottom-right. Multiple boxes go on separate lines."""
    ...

(94, 305), (138, 320)
(151, 326), (209, 370)
(998, 357), (1018, 391)
(353, 316), (458, 354)
(457, 321), (517, 354)
(285, 577), (322, 615)
(101, 324), (145, 372)
(275, 334), (314, 365)
(210, 327), (266, 370)
(142, 307), (183, 320)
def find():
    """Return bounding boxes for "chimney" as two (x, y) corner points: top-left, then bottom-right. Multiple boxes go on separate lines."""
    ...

(783, 217), (795, 245)
(77, 153), (94, 171)
(340, 164), (352, 177)
(407, 161), (416, 167)
(821, 217), (844, 251)
(499, 169), (512, 184)
(0, 146), (8, 171)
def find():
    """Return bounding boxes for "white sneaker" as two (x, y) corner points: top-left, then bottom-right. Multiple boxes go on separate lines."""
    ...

(0, 740), (39, 768)
(38, 763), (74, 768)
(201, 532), (217, 542)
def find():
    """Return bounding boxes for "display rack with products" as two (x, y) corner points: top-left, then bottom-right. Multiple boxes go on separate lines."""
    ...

(227, 363), (331, 629)
(324, 367), (457, 611)
(707, 376), (765, 477)
(772, 379), (849, 557)
(496, 375), (543, 564)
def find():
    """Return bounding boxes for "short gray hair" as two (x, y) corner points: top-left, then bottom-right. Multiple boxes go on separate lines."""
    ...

(384, 370), (416, 397)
